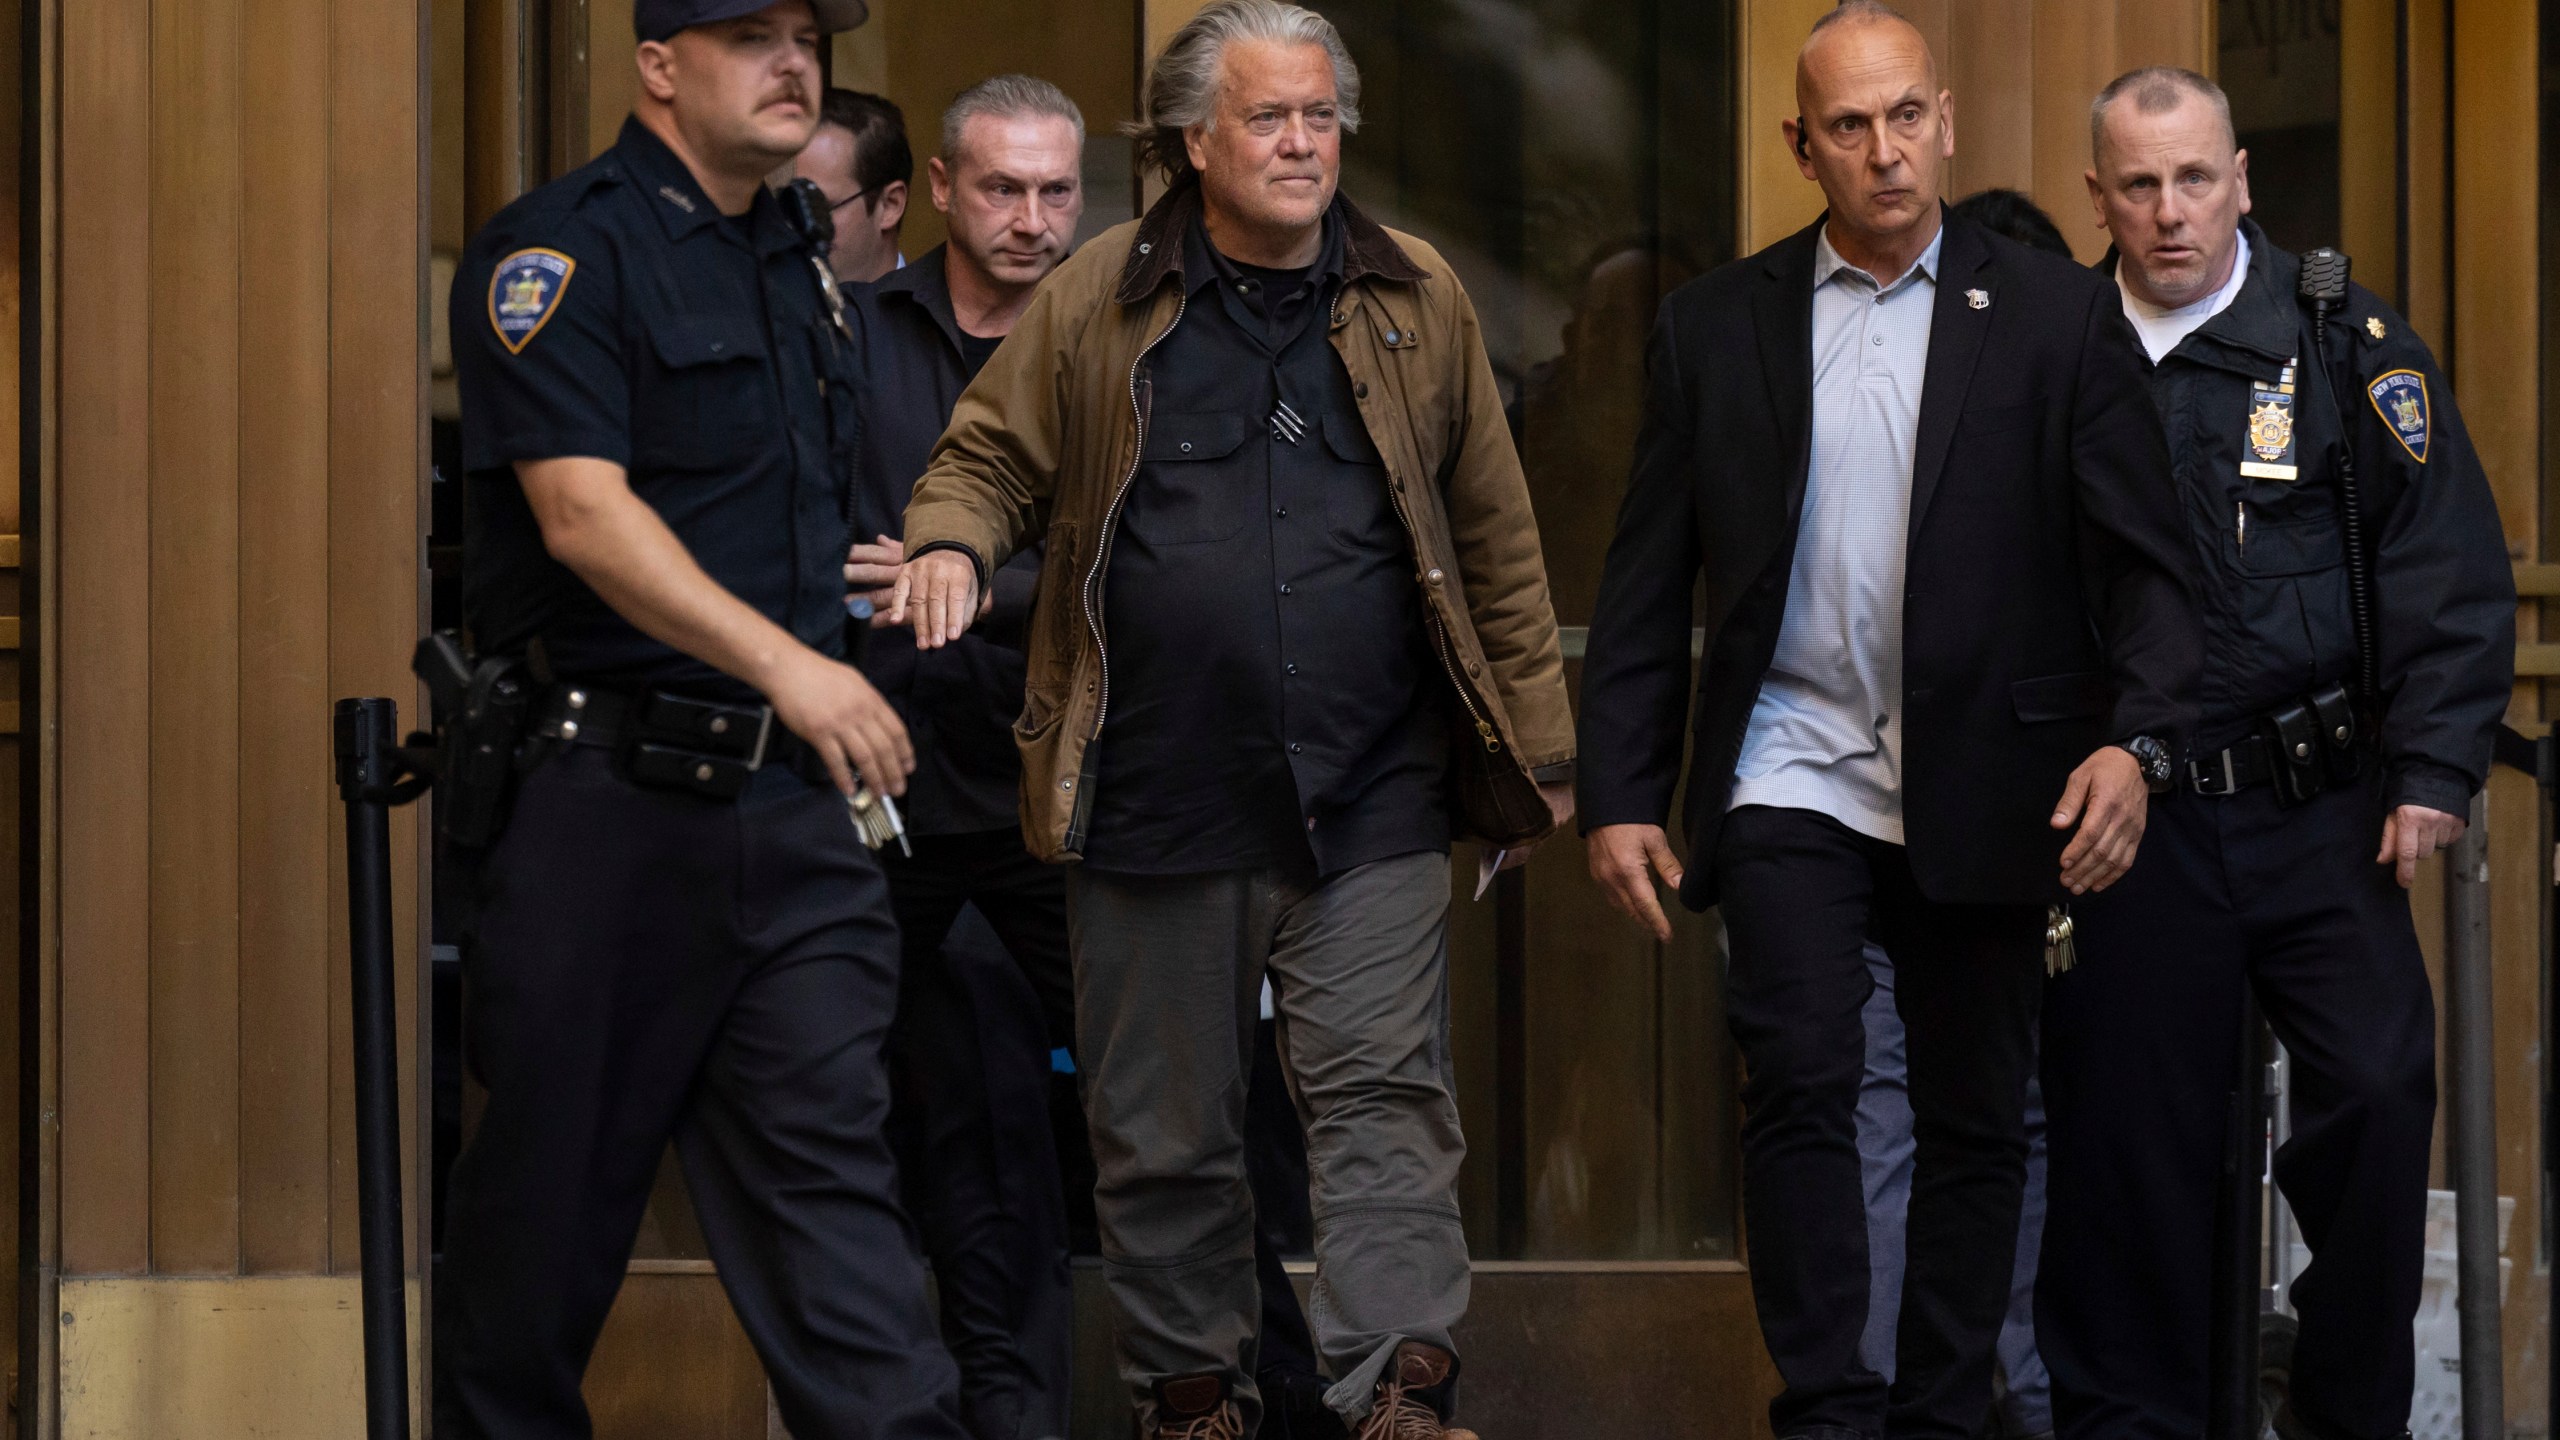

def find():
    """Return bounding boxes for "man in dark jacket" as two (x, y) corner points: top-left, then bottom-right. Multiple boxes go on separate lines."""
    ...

(838, 74), (1087, 1440)
(1578, 7), (2201, 1436)
(2038, 68), (2514, 1440)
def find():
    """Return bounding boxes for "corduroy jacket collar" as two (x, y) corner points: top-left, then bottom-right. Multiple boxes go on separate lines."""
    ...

(1111, 177), (1429, 307)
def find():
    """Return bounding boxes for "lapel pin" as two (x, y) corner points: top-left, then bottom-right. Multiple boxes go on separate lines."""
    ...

(1966, 288), (1990, 310)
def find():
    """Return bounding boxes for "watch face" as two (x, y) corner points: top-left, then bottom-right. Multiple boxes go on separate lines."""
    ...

(2126, 737), (2170, 781)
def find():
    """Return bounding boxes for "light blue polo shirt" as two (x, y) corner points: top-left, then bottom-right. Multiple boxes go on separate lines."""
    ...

(1729, 222), (1942, 846)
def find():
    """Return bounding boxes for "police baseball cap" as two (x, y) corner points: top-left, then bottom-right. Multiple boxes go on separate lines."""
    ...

(635, 0), (869, 42)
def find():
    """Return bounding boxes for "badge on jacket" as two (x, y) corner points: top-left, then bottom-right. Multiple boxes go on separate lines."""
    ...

(489, 248), (576, 355)
(2240, 379), (2298, 481)
(2368, 369), (2431, 463)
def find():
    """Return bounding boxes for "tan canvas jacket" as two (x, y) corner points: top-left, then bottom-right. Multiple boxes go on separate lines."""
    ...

(903, 182), (1575, 863)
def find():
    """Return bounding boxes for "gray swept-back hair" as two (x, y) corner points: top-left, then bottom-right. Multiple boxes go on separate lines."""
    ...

(1126, 0), (1362, 186)
(942, 74), (1086, 166)
(2090, 66), (2235, 158)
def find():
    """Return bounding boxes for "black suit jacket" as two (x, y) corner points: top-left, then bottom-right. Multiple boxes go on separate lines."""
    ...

(1578, 211), (2201, 909)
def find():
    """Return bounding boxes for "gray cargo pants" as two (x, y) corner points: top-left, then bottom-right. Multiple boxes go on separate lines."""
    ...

(1066, 851), (1470, 1435)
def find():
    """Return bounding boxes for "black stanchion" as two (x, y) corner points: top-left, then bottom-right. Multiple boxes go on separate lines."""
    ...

(2495, 722), (2558, 1433)
(2208, 995), (2269, 1440)
(334, 697), (413, 1440)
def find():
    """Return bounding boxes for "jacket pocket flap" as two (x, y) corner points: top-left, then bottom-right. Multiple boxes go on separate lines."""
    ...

(1321, 413), (1385, 464)
(1142, 410), (1252, 462)
(2235, 513), (2345, 577)
(648, 313), (768, 368)
(2011, 671), (2107, 723)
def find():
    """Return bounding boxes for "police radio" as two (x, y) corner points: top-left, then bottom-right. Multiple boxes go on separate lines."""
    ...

(2298, 246), (2379, 705)
(779, 177), (852, 341)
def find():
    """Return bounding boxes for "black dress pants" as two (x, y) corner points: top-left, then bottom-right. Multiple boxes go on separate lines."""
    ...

(2039, 778), (2434, 1440)
(883, 830), (1079, 1440)
(436, 748), (967, 1440)
(1713, 805), (2046, 1440)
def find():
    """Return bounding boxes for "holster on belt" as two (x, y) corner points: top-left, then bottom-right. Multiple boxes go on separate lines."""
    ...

(412, 631), (538, 850)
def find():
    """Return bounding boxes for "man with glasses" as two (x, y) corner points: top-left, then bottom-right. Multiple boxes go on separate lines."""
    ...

(795, 86), (911, 283)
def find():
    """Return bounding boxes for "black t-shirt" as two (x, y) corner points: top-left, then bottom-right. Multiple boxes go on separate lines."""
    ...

(454, 117), (860, 703)
(956, 327), (1003, 373)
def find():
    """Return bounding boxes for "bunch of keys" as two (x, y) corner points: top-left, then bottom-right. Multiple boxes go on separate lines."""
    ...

(848, 781), (911, 856)
(2043, 902), (2077, 975)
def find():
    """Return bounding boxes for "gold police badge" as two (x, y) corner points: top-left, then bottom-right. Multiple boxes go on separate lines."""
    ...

(2240, 379), (2300, 481)
(2248, 398), (2293, 462)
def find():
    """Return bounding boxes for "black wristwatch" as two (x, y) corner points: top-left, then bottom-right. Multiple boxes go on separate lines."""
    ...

(2115, 735), (2174, 793)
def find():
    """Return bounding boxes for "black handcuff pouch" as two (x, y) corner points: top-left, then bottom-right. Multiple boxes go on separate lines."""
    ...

(617, 692), (774, 801)
(2258, 681), (2364, 807)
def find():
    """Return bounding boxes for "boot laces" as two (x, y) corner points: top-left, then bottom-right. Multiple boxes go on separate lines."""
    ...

(1158, 1405), (1244, 1440)
(1356, 1383), (1448, 1440)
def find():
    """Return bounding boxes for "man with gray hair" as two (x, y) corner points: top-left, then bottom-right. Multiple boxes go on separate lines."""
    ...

(837, 70), (1088, 1440)
(890, 3), (1577, 1436)
(2041, 65), (2512, 1440)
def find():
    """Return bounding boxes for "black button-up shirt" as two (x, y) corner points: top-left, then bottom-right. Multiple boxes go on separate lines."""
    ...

(455, 117), (860, 704)
(1084, 214), (1449, 875)
(846, 247), (1043, 835)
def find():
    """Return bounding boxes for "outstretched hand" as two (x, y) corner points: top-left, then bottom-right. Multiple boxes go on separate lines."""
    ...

(887, 548), (986, 649)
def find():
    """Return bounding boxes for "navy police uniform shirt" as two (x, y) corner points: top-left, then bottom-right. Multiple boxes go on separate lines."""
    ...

(454, 116), (860, 705)
(2127, 217), (2514, 815)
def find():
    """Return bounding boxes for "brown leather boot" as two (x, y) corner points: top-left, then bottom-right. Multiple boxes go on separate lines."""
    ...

(1353, 1342), (1479, 1440)
(1151, 1374), (1244, 1440)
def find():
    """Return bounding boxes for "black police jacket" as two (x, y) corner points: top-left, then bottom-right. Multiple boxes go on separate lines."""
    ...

(846, 248), (1044, 836)
(2122, 219), (2514, 816)
(454, 117), (862, 706)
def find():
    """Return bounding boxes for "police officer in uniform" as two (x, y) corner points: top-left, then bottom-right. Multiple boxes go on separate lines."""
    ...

(2039, 68), (2514, 1440)
(438, 2), (970, 1436)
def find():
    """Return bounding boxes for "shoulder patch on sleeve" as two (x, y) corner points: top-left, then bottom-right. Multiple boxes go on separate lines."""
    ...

(2367, 369), (2430, 463)
(488, 248), (576, 355)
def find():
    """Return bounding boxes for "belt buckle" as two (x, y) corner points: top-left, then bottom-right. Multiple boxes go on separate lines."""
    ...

(744, 705), (774, 772)
(2189, 748), (2237, 796)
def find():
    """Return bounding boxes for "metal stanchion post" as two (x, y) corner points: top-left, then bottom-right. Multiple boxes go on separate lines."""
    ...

(2209, 996), (2269, 1440)
(334, 697), (413, 1440)
(2444, 786), (2502, 1439)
